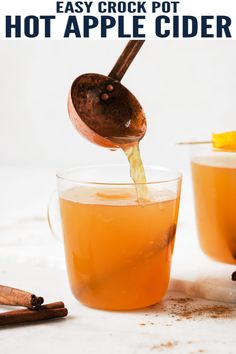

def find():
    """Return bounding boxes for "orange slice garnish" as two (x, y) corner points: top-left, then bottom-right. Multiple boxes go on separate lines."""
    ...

(212, 131), (236, 152)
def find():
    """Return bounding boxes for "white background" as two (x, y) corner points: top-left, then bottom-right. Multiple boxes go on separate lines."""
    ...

(0, 40), (235, 171)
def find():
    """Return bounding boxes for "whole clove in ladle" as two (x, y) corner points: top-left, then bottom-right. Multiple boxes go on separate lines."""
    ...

(68, 40), (146, 148)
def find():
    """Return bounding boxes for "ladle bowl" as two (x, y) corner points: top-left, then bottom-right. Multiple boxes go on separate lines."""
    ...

(68, 73), (146, 148)
(68, 40), (146, 148)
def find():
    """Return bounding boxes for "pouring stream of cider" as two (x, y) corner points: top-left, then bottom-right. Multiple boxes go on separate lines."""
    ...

(122, 143), (149, 202)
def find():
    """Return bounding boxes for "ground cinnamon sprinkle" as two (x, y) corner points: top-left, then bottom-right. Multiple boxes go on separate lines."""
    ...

(140, 296), (235, 325)
(139, 296), (234, 353)
(159, 297), (235, 320)
(151, 341), (178, 351)
(170, 297), (194, 304)
(185, 305), (232, 319)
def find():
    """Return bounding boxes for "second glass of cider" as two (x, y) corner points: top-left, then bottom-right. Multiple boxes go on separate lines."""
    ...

(192, 147), (236, 264)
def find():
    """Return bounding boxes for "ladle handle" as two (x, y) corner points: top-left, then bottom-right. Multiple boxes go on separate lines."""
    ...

(108, 40), (145, 82)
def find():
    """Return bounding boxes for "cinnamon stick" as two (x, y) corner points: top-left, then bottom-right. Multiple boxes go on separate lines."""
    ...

(40, 302), (65, 309)
(81, 223), (177, 293)
(0, 302), (67, 326)
(0, 284), (44, 308)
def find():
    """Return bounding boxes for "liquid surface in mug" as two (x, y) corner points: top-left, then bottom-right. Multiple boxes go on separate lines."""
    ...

(192, 154), (236, 264)
(60, 186), (179, 310)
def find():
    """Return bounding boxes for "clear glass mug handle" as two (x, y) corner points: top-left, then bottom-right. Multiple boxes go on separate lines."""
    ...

(47, 191), (63, 243)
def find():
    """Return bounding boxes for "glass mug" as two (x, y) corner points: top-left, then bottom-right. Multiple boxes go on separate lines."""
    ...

(49, 165), (182, 310)
(191, 146), (236, 264)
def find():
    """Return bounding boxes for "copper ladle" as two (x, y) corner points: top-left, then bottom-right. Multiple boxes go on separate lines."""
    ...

(68, 40), (146, 149)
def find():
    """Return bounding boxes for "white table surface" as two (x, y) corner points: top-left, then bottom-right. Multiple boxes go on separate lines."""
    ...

(0, 167), (235, 354)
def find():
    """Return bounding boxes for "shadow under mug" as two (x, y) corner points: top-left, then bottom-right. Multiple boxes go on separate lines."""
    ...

(191, 146), (236, 265)
(48, 164), (182, 310)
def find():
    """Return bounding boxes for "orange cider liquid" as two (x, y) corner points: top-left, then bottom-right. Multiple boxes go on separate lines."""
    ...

(192, 154), (236, 264)
(60, 186), (179, 310)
